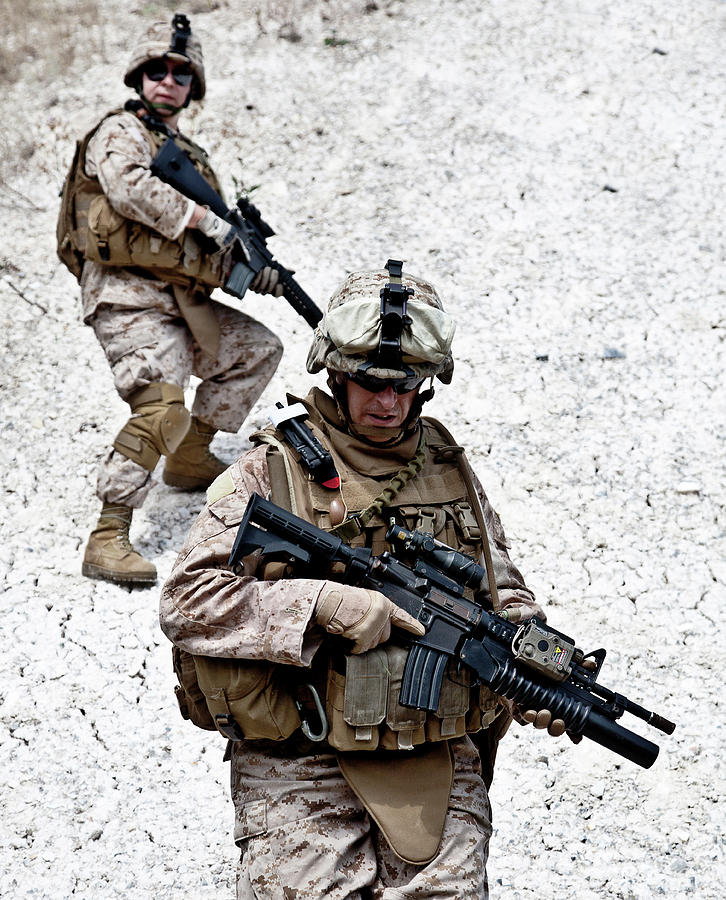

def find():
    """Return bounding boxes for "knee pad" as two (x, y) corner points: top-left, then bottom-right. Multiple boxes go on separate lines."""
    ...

(113, 383), (191, 471)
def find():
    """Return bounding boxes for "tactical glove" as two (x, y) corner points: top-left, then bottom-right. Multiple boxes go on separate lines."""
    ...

(497, 601), (546, 624)
(518, 661), (595, 739)
(314, 583), (425, 654)
(250, 266), (284, 297)
(196, 207), (235, 248)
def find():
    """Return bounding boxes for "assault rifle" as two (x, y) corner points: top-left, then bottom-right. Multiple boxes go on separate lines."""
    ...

(230, 494), (676, 769)
(150, 138), (323, 329)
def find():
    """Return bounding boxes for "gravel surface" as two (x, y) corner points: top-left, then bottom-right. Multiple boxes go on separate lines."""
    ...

(1, 1), (724, 897)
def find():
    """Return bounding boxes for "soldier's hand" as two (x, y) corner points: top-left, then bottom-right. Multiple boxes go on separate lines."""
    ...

(314, 583), (425, 654)
(250, 266), (284, 297)
(517, 659), (596, 740)
(195, 206), (235, 248)
(521, 708), (567, 737)
(498, 601), (546, 624)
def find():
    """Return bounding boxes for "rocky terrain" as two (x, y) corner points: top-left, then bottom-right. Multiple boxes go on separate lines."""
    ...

(1, 0), (723, 896)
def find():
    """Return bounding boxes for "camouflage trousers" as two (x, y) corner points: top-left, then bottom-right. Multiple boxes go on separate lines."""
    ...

(231, 737), (491, 899)
(89, 298), (282, 507)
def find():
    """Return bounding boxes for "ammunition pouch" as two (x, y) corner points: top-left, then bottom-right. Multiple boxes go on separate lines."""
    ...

(113, 382), (190, 471)
(325, 642), (501, 753)
(83, 193), (227, 289)
(172, 646), (216, 731)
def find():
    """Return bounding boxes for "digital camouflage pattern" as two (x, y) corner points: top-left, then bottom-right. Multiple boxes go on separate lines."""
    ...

(161, 442), (326, 660)
(160, 431), (537, 660)
(231, 736), (491, 899)
(79, 110), (282, 508)
(80, 111), (196, 322)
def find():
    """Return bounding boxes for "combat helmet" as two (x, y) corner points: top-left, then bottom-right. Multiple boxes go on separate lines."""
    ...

(124, 13), (206, 101)
(307, 259), (456, 386)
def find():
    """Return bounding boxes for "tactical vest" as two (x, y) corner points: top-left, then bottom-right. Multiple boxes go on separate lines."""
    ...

(56, 108), (227, 290)
(173, 398), (508, 742)
(252, 411), (505, 753)
(171, 404), (511, 864)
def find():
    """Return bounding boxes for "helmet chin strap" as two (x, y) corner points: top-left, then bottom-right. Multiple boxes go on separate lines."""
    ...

(125, 97), (175, 138)
(135, 83), (188, 120)
(410, 378), (435, 419)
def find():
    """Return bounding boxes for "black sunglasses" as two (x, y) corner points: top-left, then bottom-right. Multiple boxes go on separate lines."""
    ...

(348, 372), (423, 395)
(143, 60), (194, 86)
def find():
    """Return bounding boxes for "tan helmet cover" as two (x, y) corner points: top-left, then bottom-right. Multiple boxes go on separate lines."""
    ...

(124, 19), (206, 100)
(307, 269), (456, 383)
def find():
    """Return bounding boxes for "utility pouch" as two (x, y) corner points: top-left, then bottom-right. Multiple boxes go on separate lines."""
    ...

(326, 651), (386, 752)
(126, 219), (184, 271)
(85, 195), (127, 264)
(172, 646), (216, 731)
(193, 654), (301, 742)
(83, 194), (225, 288)
(84, 193), (185, 270)
(466, 686), (503, 732)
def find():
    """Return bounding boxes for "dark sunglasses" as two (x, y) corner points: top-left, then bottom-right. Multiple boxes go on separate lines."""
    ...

(348, 372), (423, 395)
(143, 60), (194, 86)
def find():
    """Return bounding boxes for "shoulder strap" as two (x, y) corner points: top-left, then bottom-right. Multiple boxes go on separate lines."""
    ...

(422, 417), (501, 612)
(253, 432), (299, 515)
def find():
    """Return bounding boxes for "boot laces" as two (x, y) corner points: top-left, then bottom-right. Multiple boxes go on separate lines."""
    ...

(99, 508), (135, 553)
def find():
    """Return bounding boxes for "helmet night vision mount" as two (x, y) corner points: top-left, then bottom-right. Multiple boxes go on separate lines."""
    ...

(170, 13), (191, 55)
(357, 259), (416, 378)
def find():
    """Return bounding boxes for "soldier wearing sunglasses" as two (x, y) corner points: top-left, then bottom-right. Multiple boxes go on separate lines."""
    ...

(58, 16), (286, 585)
(160, 261), (560, 897)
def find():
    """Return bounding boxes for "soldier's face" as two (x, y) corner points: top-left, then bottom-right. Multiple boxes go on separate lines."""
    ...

(345, 379), (419, 438)
(141, 59), (193, 115)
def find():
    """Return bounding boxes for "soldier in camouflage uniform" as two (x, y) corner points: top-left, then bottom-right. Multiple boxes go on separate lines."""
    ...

(160, 263), (567, 898)
(67, 16), (284, 585)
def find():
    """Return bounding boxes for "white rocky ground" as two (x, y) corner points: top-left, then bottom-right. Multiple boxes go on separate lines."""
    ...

(1, 0), (724, 897)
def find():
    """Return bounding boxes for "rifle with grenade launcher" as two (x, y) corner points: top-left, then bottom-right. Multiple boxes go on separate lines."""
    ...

(230, 493), (676, 769)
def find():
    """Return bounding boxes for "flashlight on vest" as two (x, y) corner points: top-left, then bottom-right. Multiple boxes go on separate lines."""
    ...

(268, 402), (340, 490)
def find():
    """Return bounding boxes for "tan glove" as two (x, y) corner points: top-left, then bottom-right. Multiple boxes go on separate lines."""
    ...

(497, 601), (546, 624)
(314, 583), (425, 654)
(196, 207), (235, 248)
(521, 708), (567, 737)
(519, 660), (596, 740)
(250, 266), (284, 297)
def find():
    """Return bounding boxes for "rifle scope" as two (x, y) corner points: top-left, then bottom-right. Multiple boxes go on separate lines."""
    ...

(386, 523), (486, 591)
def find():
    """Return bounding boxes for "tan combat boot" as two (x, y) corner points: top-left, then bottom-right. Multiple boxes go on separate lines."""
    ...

(82, 504), (157, 585)
(162, 416), (228, 490)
